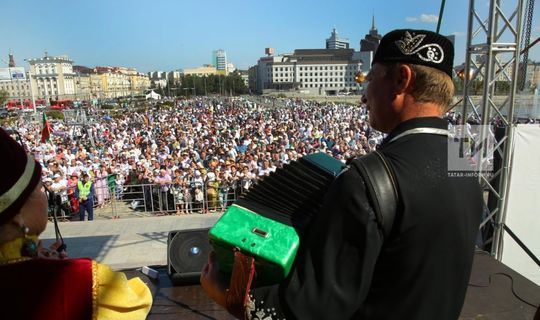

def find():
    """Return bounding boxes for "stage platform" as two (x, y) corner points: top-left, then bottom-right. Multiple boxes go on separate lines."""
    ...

(123, 251), (539, 320)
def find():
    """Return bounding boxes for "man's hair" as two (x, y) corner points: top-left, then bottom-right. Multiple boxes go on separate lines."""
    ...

(386, 63), (455, 109)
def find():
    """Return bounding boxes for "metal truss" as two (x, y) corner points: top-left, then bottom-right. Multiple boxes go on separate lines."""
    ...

(461, 0), (524, 260)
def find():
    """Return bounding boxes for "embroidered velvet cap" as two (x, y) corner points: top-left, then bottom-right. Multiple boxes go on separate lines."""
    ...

(373, 29), (454, 77)
(0, 128), (42, 225)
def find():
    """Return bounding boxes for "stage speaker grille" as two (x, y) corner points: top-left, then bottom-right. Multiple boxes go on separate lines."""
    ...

(167, 228), (211, 283)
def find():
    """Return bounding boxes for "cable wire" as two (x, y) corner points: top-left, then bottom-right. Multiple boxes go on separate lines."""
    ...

(469, 272), (539, 308)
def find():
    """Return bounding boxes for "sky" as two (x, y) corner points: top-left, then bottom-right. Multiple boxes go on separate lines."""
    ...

(1, 0), (538, 73)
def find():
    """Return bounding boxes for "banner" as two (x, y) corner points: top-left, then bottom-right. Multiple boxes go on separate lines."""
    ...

(0, 67), (26, 81)
(10, 67), (26, 80)
(501, 124), (540, 285)
(0, 68), (10, 81)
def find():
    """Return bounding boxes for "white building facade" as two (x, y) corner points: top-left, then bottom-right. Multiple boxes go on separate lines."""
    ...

(0, 68), (31, 103)
(326, 28), (350, 49)
(214, 49), (228, 74)
(28, 54), (76, 101)
(255, 49), (362, 95)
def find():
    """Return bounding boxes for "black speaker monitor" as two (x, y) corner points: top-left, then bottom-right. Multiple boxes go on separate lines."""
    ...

(167, 228), (211, 283)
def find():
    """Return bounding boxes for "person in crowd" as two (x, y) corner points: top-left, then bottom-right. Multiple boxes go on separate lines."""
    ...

(49, 173), (70, 219)
(154, 169), (172, 213)
(75, 172), (95, 221)
(205, 170), (220, 212)
(94, 166), (108, 209)
(200, 29), (483, 320)
(0, 128), (152, 319)
(67, 172), (79, 217)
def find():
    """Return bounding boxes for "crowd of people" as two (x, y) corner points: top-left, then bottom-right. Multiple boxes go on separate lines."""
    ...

(4, 96), (385, 218)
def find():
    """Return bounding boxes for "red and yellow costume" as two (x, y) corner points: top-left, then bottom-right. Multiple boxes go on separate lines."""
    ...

(0, 237), (152, 320)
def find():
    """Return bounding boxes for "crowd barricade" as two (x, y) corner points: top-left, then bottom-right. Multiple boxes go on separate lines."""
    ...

(47, 179), (259, 219)
(80, 180), (255, 218)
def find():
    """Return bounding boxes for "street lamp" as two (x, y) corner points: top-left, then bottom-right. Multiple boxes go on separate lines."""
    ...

(23, 58), (37, 114)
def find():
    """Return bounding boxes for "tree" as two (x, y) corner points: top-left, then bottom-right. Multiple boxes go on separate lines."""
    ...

(155, 84), (165, 96)
(0, 89), (8, 107)
(179, 73), (248, 96)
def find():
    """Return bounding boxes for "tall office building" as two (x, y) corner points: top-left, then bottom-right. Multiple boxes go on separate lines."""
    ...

(358, 16), (383, 74)
(360, 16), (382, 52)
(326, 28), (350, 49)
(213, 49), (228, 74)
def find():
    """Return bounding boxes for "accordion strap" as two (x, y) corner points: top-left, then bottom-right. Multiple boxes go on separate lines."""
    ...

(351, 151), (399, 239)
(226, 250), (256, 319)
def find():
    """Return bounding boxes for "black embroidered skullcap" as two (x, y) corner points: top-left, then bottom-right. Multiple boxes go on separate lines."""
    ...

(373, 29), (454, 77)
(0, 128), (42, 225)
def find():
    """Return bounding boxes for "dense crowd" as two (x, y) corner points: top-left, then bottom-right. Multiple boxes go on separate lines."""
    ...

(4, 97), (384, 215)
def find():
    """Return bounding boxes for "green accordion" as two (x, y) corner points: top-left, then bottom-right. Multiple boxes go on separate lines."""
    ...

(208, 152), (345, 285)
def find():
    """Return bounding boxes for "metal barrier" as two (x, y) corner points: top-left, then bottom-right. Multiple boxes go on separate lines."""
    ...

(48, 180), (257, 220)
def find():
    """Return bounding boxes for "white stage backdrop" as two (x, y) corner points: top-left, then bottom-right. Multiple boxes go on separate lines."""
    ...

(501, 124), (540, 285)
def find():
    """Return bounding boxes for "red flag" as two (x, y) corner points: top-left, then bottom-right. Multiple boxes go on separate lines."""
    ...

(41, 112), (52, 143)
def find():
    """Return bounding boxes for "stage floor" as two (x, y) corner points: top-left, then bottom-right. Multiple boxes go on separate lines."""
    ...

(124, 251), (539, 319)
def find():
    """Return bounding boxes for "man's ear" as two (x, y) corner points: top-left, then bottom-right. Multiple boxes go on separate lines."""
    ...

(395, 64), (414, 94)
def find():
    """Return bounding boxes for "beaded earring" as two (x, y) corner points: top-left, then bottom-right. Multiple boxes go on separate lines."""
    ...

(20, 226), (38, 257)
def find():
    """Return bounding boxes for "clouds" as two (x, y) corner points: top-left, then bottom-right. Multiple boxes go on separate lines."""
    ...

(405, 14), (439, 24)
(451, 32), (466, 37)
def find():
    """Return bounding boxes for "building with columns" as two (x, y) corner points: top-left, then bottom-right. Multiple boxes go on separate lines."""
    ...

(27, 53), (76, 101)
(74, 66), (150, 99)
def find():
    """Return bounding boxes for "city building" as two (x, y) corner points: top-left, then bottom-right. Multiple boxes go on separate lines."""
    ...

(74, 72), (91, 100)
(73, 66), (105, 99)
(357, 16), (383, 75)
(237, 70), (249, 88)
(167, 70), (181, 84)
(253, 48), (362, 95)
(182, 65), (218, 77)
(0, 75), (31, 105)
(360, 16), (382, 52)
(213, 49), (228, 75)
(0, 52), (31, 104)
(130, 72), (151, 96)
(95, 67), (131, 98)
(74, 65), (150, 99)
(27, 53), (76, 101)
(326, 28), (350, 49)
(523, 61), (540, 89)
(148, 71), (167, 80)
(227, 62), (236, 73)
(248, 66), (258, 93)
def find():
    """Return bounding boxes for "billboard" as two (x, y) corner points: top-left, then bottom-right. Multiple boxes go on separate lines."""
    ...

(0, 68), (10, 81)
(0, 67), (26, 81)
(10, 67), (26, 80)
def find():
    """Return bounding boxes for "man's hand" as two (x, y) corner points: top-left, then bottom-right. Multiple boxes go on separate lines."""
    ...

(200, 251), (229, 309)
(38, 240), (67, 259)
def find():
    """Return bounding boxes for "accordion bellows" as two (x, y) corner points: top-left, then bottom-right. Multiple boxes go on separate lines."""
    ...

(208, 153), (345, 285)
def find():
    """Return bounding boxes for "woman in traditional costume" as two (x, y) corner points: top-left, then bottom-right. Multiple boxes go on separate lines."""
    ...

(0, 128), (153, 320)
